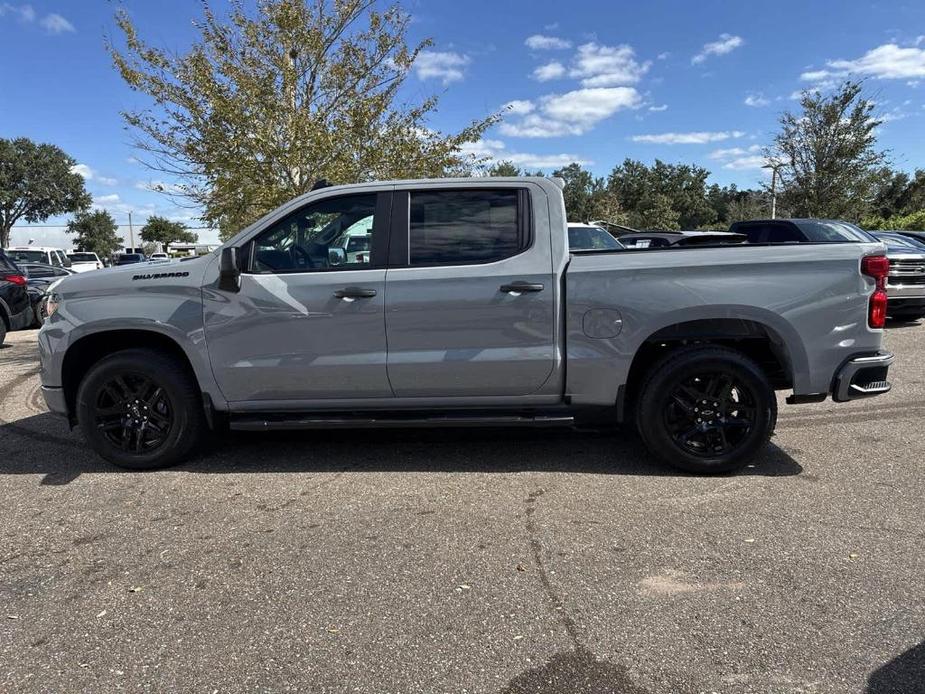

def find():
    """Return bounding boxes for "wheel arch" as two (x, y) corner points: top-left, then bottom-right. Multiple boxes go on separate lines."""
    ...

(618, 313), (805, 422)
(60, 328), (215, 422)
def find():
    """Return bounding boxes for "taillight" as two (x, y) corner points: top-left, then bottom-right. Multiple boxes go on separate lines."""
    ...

(862, 254), (890, 328)
(862, 255), (890, 283)
(1, 273), (27, 286)
(869, 289), (888, 328)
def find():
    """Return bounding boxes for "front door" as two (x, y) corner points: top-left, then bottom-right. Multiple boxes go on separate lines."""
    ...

(203, 191), (393, 403)
(384, 187), (557, 397)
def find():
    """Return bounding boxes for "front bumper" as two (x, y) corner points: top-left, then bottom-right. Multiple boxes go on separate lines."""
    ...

(832, 352), (894, 402)
(41, 385), (68, 417)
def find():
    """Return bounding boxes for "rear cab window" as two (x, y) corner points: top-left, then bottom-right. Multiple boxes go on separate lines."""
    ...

(401, 189), (531, 267)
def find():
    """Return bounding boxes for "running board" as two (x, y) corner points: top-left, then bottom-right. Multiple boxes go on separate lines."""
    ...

(229, 413), (575, 432)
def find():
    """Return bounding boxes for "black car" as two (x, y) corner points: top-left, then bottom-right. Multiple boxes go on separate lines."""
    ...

(114, 253), (146, 265)
(618, 231), (747, 249)
(19, 262), (75, 328)
(728, 218), (875, 243)
(0, 249), (33, 344)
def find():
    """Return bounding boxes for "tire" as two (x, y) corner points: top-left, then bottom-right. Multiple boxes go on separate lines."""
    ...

(76, 348), (206, 470)
(0, 319), (6, 346)
(635, 345), (777, 474)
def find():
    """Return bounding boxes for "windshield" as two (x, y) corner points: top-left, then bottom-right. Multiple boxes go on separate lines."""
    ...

(69, 253), (97, 262)
(795, 220), (875, 243)
(873, 233), (925, 250)
(7, 250), (46, 263)
(568, 226), (623, 251)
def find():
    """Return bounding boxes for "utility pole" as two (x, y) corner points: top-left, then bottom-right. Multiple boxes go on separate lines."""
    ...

(128, 211), (135, 252)
(762, 161), (784, 219)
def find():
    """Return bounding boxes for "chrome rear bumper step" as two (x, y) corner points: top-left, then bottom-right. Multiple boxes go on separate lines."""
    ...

(229, 414), (575, 431)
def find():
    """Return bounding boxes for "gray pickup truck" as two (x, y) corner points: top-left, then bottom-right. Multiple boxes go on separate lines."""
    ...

(39, 177), (894, 473)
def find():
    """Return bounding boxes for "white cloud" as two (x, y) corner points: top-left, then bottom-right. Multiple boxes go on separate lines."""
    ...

(501, 86), (642, 138)
(657, 52), (670, 61)
(709, 144), (766, 170)
(648, 104), (668, 112)
(0, 3), (35, 22)
(93, 194), (121, 205)
(525, 34), (571, 50)
(569, 42), (650, 86)
(801, 43), (925, 82)
(415, 51), (470, 84)
(39, 12), (74, 34)
(461, 139), (591, 169)
(71, 163), (116, 185)
(533, 61), (565, 81)
(692, 33), (744, 64)
(744, 93), (770, 107)
(504, 99), (535, 115)
(631, 130), (745, 145)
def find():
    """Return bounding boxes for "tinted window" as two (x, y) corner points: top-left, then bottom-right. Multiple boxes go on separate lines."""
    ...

(69, 253), (97, 262)
(8, 250), (47, 263)
(0, 251), (21, 273)
(23, 265), (54, 278)
(409, 190), (523, 266)
(251, 194), (378, 273)
(795, 220), (872, 242)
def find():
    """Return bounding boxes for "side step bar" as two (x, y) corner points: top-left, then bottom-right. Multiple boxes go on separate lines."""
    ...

(229, 414), (575, 432)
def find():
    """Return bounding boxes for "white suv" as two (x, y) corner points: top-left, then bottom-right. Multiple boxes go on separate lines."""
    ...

(5, 246), (71, 269)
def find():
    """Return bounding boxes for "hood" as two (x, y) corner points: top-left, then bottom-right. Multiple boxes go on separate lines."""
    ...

(52, 254), (215, 296)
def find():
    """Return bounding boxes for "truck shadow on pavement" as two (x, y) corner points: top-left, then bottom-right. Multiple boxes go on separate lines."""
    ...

(0, 412), (802, 485)
(867, 641), (925, 694)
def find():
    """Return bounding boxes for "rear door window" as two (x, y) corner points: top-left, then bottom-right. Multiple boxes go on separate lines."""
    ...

(407, 189), (528, 266)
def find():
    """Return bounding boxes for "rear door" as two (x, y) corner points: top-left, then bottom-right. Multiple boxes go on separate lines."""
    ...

(383, 186), (556, 397)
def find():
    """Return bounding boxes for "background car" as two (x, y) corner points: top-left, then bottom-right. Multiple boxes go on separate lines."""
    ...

(19, 262), (75, 328)
(728, 218), (874, 243)
(149, 252), (170, 261)
(0, 249), (33, 344)
(67, 251), (104, 272)
(566, 223), (624, 251)
(619, 230), (747, 249)
(868, 232), (925, 321)
(113, 253), (146, 265)
(5, 246), (72, 269)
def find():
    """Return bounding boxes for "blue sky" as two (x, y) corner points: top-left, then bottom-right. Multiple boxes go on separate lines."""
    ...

(2, 0), (925, 245)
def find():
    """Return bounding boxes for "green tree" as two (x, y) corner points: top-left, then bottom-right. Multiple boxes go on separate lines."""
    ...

(552, 163), (625, 224)
(110, 0), (498, 240)
(607, 159), (716, 229)
(487, 161), (522, 177)
(140, 215), (198, 245)
(0, 137), (91, 247)
(772, 81), (886, 220)
(66, 210), (123, 258)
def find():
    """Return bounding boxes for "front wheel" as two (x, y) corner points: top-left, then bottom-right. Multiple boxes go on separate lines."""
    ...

(76, 349), (206, 470)
(635, 346), (777, 474)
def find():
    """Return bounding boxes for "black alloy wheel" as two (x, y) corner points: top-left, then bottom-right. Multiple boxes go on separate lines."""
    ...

(93, 373), (174, 453)
(663, 371), (757, 458)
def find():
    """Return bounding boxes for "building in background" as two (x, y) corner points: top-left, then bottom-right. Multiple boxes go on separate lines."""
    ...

(7, 225), (220, 252)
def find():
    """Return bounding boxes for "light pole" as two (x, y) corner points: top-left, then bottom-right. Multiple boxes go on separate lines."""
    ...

(762, 161), (784, 219)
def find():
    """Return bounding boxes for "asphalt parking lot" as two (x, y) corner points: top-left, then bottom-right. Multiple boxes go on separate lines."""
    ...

(0, 327), (923, 694)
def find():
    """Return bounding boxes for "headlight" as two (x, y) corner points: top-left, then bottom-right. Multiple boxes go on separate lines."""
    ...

(45, 293), (61, 318)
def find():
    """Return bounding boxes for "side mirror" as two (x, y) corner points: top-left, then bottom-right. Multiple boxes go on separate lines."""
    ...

(218, 246), (241, 292)
(328, 247), (347, 266)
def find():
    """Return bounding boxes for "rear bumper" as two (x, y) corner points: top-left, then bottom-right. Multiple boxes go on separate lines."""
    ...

(832, 352), (894, 402)
(41, 385), (68, 417)
(9, 307), (32, 331)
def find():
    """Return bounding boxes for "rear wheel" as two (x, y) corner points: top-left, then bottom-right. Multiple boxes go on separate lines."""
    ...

(636, 346), (777, 474)
(76, 349), (206, 470)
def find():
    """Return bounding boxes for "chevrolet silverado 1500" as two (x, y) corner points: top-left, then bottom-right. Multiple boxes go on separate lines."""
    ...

(39, 178), (894, 473)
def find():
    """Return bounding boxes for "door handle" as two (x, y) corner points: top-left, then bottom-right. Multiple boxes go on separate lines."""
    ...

(334, 287), (377, 299)
(500, 282), (544, 294)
